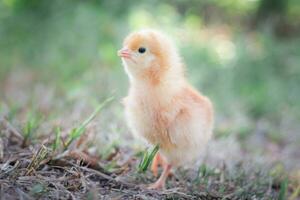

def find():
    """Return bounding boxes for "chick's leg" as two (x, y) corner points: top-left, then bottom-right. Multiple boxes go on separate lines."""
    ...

(148, 163), (172, 190)
(151, 153), (169, 177)
(151, 153), (161, 177)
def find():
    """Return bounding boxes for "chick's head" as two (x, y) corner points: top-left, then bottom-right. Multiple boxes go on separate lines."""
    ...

(118, 30), (182, 83)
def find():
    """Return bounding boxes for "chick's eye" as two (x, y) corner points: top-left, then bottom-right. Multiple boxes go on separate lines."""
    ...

(138, 47), (146, 54)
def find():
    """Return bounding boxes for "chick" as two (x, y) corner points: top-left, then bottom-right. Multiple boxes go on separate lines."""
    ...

(118, 29), (214, 189)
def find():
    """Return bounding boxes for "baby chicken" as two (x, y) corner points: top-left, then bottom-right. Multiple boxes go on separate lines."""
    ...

(118, 29), (214, 189)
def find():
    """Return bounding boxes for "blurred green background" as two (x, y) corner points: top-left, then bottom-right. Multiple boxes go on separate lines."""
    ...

(0, 0), (300, 142)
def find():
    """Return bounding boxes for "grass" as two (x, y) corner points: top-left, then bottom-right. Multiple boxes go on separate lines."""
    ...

(1, 89), (296, 198)
(22, 113), (41, 147)
(26, 145), (50, 175)
(0, 130), (284, 199)
(64, 96), (114, 149)
(52, 126), (61, 151)
(138, 144), (159, 173)
(279, 178), (288, 200)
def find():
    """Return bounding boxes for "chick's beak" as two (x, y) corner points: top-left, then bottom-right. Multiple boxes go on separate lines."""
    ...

(118, 48), (131, 59)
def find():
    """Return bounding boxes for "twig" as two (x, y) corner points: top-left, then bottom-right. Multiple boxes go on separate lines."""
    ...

(0, 138), (3, 160)
(162, 189), (195, 199)
(80, 166), (115, 182)
(1, 160), (20, 175)
(53, 150), (104, 171)
(0, 117), (24, 140)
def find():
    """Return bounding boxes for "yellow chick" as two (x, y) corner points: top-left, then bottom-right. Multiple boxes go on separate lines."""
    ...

(118, 29), (214, 189)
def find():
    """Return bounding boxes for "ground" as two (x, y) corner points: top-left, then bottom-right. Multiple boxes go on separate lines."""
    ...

(0, 68), (299, 200)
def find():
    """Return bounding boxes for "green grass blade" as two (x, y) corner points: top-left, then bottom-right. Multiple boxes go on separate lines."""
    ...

(138, 151), (148, 170)
(138, 144), (159, 173)
(65, 96), (114, 149)
(52, 126), (61, 151)
(278, 177), (288, 200)
(22, 113), (41, 147)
